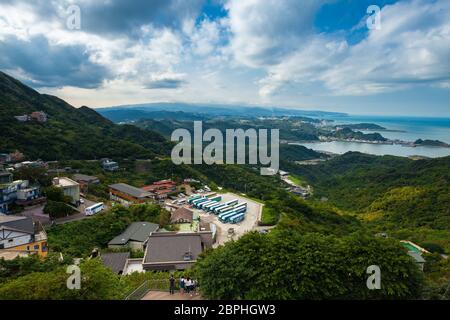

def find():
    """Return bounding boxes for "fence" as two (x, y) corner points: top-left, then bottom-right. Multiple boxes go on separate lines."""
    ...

(124, 279), (176, 300)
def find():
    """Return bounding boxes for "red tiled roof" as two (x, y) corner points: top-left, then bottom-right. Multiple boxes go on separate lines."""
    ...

(155, 189), (172, 195)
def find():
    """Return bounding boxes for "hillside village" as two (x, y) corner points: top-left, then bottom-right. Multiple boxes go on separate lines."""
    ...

(0, 153), (267, 289)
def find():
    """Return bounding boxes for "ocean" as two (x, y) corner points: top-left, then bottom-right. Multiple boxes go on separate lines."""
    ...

(300, 115), (450, 158)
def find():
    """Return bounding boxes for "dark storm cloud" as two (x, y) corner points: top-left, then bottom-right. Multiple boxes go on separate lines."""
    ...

(0, 35), (110, 88)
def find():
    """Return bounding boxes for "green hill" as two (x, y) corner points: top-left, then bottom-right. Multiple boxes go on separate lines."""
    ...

(290, 152), (450, 229)
(0, 71), (171, 160)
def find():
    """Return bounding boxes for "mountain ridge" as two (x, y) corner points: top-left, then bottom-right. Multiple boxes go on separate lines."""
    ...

(0, 71), (171, 161)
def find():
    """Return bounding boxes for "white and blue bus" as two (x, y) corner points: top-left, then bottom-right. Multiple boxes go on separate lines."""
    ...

(229, 211), (246, 224)
(219, 206), (246, 222)
(192, 198), (211, 208)
(211, 199), (238, 213)
(85, 202), (104, 216)
(216, 203), (238, 214)
(188, 195), (202, 204)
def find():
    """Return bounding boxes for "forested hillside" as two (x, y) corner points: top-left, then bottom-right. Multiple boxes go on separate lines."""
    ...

(0, 71), (171, 160)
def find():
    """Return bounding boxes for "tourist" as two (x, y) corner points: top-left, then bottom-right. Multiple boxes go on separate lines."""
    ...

(179, 276), (185, 294)
(169, 275), (175, 295)
(185, 277), (192, 295)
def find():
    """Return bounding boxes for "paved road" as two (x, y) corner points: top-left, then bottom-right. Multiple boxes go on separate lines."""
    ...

(21, 205), (51, 225)
(55, 198), (107, 225)
(21, 198), (106, 225)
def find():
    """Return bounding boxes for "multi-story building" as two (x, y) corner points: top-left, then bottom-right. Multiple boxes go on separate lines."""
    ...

(0, 215), (48, 258)
(72, 174), (100, 192)
(53, 177), (80, 205)
(109, 183), (155, 205)
(0, 180), (29, 214)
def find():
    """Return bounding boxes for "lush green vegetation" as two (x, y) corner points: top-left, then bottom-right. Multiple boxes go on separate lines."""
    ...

(0, 71), (171, 160)
(0, 259), (126, 300)
(288, 152), (450, 252)
(0, 254), (70, 285)
(47, 204), (169, 256)
(194, 231), (423, 299)
(1, 72), (449, 300)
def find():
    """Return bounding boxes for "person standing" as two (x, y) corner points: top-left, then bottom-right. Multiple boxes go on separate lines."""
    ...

(185, 277), (192, 295)
(169, 275), (175, 295)
(179, 276), (185, 294)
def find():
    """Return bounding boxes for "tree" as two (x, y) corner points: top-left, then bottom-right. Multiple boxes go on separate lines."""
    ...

(44, 200), (75, 219)
(194, 231), (423, 300)
(44, 186), (65, 202)
(0, 259), (126, 300)
(159, 209), (171, 228)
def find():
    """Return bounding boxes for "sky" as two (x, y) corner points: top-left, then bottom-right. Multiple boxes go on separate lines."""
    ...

(0, 0), (449, 116)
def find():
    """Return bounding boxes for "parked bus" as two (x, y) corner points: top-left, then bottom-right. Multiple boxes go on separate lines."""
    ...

(219, 206), (246, 222)
(203, 202), (220, 211)
(218, 204), (247, 221)
(202, 197), (222, 210)
(229, 211), (246, 223)
(188, 195), (202, 204)
(232, 203), (247, 212)
(216, 203), (240, 214)
(200, 196), (221, 208)
(192, 197), (209, 207)
(197, 200), (215, 209)
(211, 199), (238, 213)
(85, 202), (104, 216)
(218, 205), (244, 220)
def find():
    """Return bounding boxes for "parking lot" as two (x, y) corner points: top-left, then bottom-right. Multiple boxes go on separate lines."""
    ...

(187, 192), (263, 247)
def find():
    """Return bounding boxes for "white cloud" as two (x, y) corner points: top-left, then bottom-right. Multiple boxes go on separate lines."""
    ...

(225, 0), (329, 67)
(0, 0), (449, 109)
(255, 0), (450, 97)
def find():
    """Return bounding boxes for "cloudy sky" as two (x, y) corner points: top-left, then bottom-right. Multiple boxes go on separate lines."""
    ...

(1, 0), (449, 116)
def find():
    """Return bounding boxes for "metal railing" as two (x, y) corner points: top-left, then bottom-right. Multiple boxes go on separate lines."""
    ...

(125, 280), (150, 300)
(124, 279), (175, 300)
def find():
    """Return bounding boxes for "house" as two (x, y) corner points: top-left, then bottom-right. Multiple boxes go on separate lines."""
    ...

(170, 207), (194, 224)
(0, 215), (48, 258)
(100, 252), (130, 275)
(141, 179), (177, 200)
(101, 159), (119, 171)
(53, 177), (80, 205)
(15, 185), (44, 207)
(108, 221), (159, 251)
(109, 183), (155, 205)
(72, 174), (100, 192)
(30, 111), (48, 123)
(142, 232), (209, 271)
(0, 180), (29, 214)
